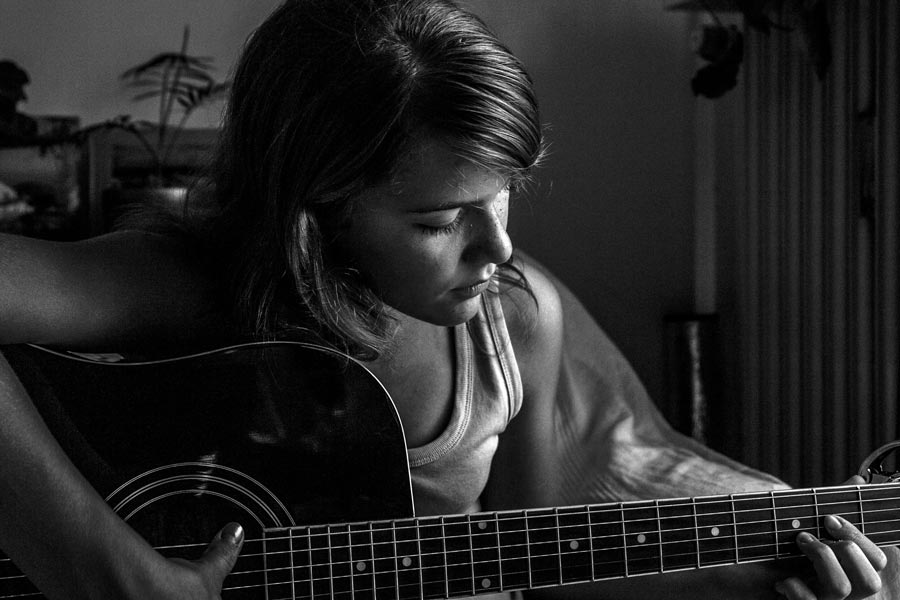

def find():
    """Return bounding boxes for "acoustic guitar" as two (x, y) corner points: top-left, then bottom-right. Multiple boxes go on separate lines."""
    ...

(1, 341), (898, 599)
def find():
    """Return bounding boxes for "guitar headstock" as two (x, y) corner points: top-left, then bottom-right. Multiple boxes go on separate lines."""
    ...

(858, 440), (900, 483)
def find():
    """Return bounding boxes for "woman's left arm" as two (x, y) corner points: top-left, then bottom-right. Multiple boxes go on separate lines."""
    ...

(483, 252), (900, 599)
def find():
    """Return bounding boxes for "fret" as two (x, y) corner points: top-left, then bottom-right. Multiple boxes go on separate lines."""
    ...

(525, 512), (534, 589)
(526, 508), (562, 587)
(691, 499), (700, 569)
(497, 511), (530, 591)
(495, 513), (504, 590)
(771, 490), (817, 557)
(859, 484), (900, 546)
(441, 517), (450, 598)
(730, 495), (739, 564)
(444, 514), (475, 597)
(371, 520), (399, 599)
(858, 486), (867, 536)
(622, 500), (661, 576)
(733, 492), (777, 562)
(328, 524), (353, 599)
(554, 509), (563, 584)
(415, 519), (425, 600)
(695, 495), (737, 568)
(657, 498), (697, 572)
(654, 502), (663, 573)
(392, 521), (399, 599)
(263, 528), (294, 599)
(394, 518), (421, 600)
(587, 507), (597, 582)
(556, 506), (592, 584)
(588, 504), (626, 580)
(770, 491), (781, 559)
(309, 525), (333, 599)
(418, 516), (447, 600)
(813, 488), (822, 540)
(620, 505), (628, 577)
(470, 513), (502, 594)
(349, 522), (375, 599)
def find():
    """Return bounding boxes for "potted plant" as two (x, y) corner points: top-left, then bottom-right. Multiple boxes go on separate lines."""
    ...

(79, 25), (229, 231)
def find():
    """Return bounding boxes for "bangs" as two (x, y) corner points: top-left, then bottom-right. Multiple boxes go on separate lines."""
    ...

(380, 0), (546, 184)
(415, 53), (544, 183)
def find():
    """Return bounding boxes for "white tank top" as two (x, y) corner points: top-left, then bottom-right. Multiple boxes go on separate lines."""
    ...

(407, 285), (523, 517)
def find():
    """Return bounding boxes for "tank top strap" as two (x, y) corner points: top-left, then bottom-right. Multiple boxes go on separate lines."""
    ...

(465, 285), (523, 423)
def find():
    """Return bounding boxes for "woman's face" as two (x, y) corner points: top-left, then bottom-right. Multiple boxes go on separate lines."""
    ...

(337, 137), (513, 326)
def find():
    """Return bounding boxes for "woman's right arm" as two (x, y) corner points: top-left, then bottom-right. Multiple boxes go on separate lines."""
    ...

(0, 231), (221, 347)
(0, 350), (243, 599)
(0, 232), (238, 598)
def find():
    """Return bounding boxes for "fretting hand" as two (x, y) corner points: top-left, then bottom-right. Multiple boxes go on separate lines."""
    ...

(776, 477), (900, 600)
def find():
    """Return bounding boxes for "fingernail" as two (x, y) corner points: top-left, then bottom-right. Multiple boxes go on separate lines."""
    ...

(222, 522), (244, 545)
(796, 531), (815, 544)
(824, 515), (842, 530)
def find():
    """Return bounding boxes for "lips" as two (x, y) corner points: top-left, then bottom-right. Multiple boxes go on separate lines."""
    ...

(453, 279), (491, 298)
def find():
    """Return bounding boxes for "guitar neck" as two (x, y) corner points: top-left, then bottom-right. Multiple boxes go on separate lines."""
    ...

(250, 483), (900, 599)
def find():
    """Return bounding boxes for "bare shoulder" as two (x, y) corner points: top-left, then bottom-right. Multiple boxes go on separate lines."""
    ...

(483, 252), (565, 510)
(0, 231), (221, 348)
(498, 251), (564, 393)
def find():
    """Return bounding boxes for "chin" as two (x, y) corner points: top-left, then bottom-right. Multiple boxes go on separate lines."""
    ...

(440, 297), (483, 326)
(389, 294), (482, 327)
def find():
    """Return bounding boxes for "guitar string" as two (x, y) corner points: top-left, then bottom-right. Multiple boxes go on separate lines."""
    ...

(7, 529), (900, 600)
(1, 489), (897, 595)
(5, 524), (900, 600)
(253, 485), (900, 549)
(139, 489), (900, 558)
(2, 484), (885, 564)
(5, 520), (900, 600)
(3, 508), (900, 596)
(2, 496), (898, 572)
(2, 493), (899, 583)
(83, 486), (900, 556)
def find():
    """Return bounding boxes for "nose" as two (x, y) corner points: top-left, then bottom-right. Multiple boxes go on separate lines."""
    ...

(465, 198), (513, 266)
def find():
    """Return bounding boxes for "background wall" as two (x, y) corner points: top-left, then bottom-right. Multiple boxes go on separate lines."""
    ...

(0, 0), (280, 128)
(1, 0), (698, 405)
(467, 1), (699, 403)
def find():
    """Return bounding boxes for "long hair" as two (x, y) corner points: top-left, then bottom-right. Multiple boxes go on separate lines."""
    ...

(203, 0), (544, 358)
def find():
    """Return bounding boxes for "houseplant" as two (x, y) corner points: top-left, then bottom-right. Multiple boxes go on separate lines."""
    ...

(79, 26), (229, 232)
(84, 25), (229, 186)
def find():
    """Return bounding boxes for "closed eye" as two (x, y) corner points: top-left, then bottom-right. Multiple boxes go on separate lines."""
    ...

(418, 209), (464, 235)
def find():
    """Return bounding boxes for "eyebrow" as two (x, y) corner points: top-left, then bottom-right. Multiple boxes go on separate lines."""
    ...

(407, 198), (483, 214)
(406, 183), (509, 214)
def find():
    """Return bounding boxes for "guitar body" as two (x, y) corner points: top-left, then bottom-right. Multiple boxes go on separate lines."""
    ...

(4, 342), (900, 599)
(1, 342), (413, 599)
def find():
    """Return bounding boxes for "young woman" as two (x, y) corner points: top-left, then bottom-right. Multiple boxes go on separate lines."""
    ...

(0, 0), (895, 598)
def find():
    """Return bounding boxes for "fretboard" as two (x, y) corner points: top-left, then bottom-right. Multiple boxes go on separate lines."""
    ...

(228, 483), (900, 599)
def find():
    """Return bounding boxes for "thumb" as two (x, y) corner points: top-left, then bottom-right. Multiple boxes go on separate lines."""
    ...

(196, 522), (244, 584)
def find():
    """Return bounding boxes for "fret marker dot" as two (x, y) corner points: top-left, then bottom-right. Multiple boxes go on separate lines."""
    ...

(791, 519), (801, 529)
(401, 557), (413, 567)
(569, 540), (580, 550)
(477, 521), (488, 530)
(636, 534), (647, 544)
(710, 527), (720, 537)
(482, 578), (491, 589)
(356, 562), (366, 572)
